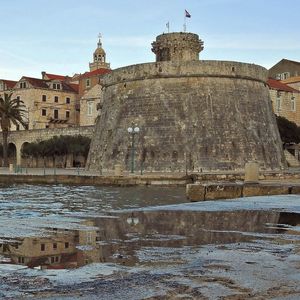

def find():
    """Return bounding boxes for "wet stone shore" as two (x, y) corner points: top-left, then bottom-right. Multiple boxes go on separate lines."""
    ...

(0, 184), (299, 299)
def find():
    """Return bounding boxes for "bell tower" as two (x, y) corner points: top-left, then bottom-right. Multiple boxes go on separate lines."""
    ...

(89, 34), (110, 71)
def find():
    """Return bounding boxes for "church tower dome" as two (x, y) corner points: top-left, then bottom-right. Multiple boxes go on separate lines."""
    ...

(89, 34), (110, 71)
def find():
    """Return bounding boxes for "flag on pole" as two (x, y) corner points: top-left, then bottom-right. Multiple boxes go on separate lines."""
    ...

(185, 9), (191, 18)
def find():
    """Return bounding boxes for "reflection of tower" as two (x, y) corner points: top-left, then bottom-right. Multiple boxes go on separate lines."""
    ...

(89, 34), (110, 71)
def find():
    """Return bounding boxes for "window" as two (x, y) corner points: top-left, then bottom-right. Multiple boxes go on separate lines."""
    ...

(53, 83), (61, 90)
(86, 79), (90, 88)
(55, 256), (59, 262)
(42, 109), (47, 116)
(66, 97), (70, 104)
(42, 95), (46, 102)
(53, 243), (57, 250)
(87, 101), (93, 116)
(276, 96), (281, 112)
(0, 82), (3, 90)
(54, 96), (58, 103)
(66, 110), (70, 119)
(20, 82), (27, 88)
(41, 244), (45, 251)
(86, 232), (93, 244)
(291, 97), (296, 111)
(65, 242), (69, 249)
(282, 72), (290, 80)
(18, 257), (25, 264)
(54, 109), (59, 119)
(51, 257), (55, 263)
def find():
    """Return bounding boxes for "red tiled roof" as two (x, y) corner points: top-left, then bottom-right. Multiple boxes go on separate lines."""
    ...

(80, 68), (111, 79)
(1, 79), (17, 89)
(61, 82), (79, 93)
(19, 76), (78, 93)
(44, 73), (67, 80)
(67, 83), (79, 93)
(22, 76), (49, 89)
(267, 78), (299, 93)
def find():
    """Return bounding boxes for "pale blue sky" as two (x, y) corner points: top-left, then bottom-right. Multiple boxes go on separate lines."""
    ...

(0, 0), (299, 80)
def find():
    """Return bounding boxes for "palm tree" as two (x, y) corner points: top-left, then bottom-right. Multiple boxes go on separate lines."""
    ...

(0, 93), (28, 167)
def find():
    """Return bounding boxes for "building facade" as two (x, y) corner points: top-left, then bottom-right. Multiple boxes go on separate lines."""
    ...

(0, 73), (79, 130)
(79, 36), (111, 126)
(282, 76), (300, 92)
(269, 59), (300, 80)
(268, 78), (300, 126)
(0, 79), (17, 93)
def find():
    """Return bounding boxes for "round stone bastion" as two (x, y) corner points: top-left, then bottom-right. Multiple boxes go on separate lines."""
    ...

(87, 33), (286, 173)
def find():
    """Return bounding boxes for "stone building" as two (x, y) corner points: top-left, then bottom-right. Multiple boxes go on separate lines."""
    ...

(1, 73), (79, 130)
(281, 76), (300, 92)
(0, 79), (17, 93)
(268, 78), (300, 125)
(269, 59), (300, 80)
(87, 32), (286, 173)
(79, 36), (111, 126)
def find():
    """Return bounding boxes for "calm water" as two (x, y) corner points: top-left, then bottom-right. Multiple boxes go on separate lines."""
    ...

(1, 185), (300, 299)
(0, 184), (186, 218)
(0, 184), (300, 270)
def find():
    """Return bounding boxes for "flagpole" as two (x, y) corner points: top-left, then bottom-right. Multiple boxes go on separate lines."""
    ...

(183, 11), (186, 32)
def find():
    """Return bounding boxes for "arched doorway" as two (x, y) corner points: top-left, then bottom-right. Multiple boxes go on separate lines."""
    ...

(21, 142), (30, 167)
(8, 143), (17, 166)
(0, 144), (3, 167)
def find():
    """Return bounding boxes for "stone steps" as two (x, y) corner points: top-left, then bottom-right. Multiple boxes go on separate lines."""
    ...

(284, 150), (300, 167)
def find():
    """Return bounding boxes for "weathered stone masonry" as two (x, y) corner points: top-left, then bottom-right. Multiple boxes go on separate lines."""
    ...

(87, 32), (286, 172)
(0, 126), (94, 165)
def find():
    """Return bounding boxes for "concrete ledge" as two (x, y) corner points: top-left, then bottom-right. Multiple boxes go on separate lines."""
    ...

(186, 184), (205, 201)
(205, 184), (243, 201)
(290, 186), (300, 194)
(243, 184), (290, 197)
(186, 182), (300, 201)
(0, 174), (190, 187)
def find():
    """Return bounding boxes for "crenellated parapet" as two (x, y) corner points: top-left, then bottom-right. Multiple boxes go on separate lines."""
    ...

(151, 32), (204, 62)
(101, 60), (268, 88)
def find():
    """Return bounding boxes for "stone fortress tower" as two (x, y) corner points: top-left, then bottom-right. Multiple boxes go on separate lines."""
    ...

(87, 32), (286, 173)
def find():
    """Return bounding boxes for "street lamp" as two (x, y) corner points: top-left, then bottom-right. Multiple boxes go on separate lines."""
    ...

(127, 123), (140, 173)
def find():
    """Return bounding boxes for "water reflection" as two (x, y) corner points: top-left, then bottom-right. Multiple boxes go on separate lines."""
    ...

(1, 210), (300, 269)
(0, 185), (186, 218)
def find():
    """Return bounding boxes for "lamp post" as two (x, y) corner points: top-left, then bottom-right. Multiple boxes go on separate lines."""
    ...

(127, 124), (140, 173)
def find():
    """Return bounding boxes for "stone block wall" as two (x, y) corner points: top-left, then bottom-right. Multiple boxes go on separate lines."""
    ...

(269, 88), (300, 126)
(87, 60), (286, 173)
(0, 126), (94, 166)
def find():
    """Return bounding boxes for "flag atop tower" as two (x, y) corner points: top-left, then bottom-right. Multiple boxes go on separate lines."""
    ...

(185, 10), (191, 18)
